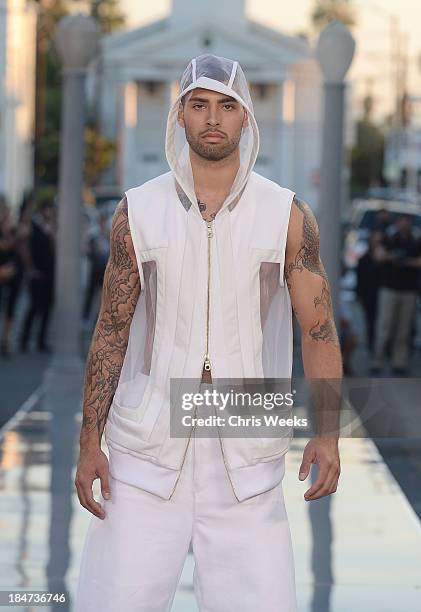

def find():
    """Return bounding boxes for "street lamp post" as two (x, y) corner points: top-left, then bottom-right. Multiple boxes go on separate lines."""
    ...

(42, 11), (100, 417)
(315, 20), (355, 322)
(52, 13), (101, 359)
(42, 16), (100, 599)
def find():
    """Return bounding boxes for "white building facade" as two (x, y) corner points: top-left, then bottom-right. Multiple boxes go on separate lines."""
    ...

(0, 0), (37, 211)
(95, 0), (324, 211)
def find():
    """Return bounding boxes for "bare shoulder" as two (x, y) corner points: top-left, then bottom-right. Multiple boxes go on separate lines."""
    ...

(285, 194), (328, 286)
(102, 194), (140, 299)
(111, 195), (129, 228)
(288, 194), (318, 235)
(109, 195), (136, 263)
(287, 195), (320, 253)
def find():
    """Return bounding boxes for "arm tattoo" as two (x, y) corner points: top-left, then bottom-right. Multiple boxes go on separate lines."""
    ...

(80, 196), (141, 446)
(285, 196), (339, 346)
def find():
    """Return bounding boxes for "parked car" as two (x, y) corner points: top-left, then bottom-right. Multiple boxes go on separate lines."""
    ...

(343, 198), (421, 270)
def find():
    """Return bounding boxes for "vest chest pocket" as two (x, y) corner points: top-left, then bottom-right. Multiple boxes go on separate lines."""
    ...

(249, 247), (294, 458)
(111, 247), (167, 441)
(249, 248), (284, 373)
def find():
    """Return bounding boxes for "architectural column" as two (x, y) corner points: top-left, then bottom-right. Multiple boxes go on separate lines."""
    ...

(120, 80), (139, 189)
(140, 80), (171, 182)
(280, 78), (295, 188)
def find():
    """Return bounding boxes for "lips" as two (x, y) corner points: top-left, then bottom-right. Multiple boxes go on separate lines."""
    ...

(203, 132), (225, 139)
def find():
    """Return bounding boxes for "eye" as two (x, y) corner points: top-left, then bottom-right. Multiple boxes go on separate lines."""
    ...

(223, 104), (234, 110)
(193, 104), (204, 109)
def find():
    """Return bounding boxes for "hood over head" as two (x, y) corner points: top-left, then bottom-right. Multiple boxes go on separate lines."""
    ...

(165, 53), (260, 217)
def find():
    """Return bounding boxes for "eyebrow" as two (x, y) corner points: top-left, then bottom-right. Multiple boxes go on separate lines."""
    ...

(188, 96), (238, 104)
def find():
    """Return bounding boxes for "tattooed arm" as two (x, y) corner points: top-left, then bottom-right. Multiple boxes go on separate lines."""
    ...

(75, 196), (141, 519)
(285, 195), (342, 502)
(285, 196), (343, 376)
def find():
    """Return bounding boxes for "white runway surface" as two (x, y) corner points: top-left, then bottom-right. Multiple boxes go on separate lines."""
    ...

(0, 397), (420, 611)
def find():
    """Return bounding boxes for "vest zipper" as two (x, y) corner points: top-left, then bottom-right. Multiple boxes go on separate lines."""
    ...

(203, 220), (213, 373)
(214, 404), (241, 502)
(203, 218), (240, 502)
(169, 217), (240, 503)
(167, 403), (197, 500)
(168, 218), (213, 500)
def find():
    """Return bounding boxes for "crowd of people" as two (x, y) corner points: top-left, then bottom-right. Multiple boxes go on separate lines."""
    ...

(0, 193), (110, 359)
(1, 194), (420, 375)
(356, 209), (421, 375)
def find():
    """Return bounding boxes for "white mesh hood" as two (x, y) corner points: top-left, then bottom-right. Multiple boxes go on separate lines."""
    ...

(165, 53), (260, 215)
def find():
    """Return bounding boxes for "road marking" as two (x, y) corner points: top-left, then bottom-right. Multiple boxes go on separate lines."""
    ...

(0, 384), (45, 441)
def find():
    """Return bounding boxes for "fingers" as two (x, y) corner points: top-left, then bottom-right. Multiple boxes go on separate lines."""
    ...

(298, 446), (316, 481)
(304, 460), (340, 501)
(298, 459), (311, 481)
(98, 463), (111, 501)
(75, 475), (106, 520)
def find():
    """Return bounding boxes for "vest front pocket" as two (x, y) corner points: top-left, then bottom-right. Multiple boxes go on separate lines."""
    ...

(253, 435), (292, 461)
(110, 249), (167, 440)
(112, 370), (151, 422)
(250, 247), (287, 379)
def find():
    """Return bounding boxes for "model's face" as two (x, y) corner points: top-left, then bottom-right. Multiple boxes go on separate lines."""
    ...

(177, 88), (248, 162)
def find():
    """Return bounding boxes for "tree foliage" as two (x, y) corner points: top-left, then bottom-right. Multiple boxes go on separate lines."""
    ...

(311, 0), (357, 32)
(34, 1), (126, 188)
(350, 96), (386, 196)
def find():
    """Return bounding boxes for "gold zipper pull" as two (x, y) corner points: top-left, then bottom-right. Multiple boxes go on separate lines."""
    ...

(203, 354), (212, 371)
(206, 220), (213, 238)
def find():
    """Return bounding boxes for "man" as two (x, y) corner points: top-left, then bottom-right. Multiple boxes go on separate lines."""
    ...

(19, 199), (56, 353)
(371, 213), (421, 374)
(82, 212), (111, 324)
(75, 54), (342, 611)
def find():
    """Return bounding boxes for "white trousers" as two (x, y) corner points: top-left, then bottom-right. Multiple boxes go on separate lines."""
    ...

(75, 398), (298, 611)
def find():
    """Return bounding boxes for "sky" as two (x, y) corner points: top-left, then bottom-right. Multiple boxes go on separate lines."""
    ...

(119, 0), (421, 124)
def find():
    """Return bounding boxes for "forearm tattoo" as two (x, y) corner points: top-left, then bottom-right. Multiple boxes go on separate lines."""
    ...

(285, 196), (339, 346)
(80, 196), (141, 446)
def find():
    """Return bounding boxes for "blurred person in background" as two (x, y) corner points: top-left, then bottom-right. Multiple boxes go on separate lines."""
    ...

(82, 211), (111, 325)
(0, 263), (15, 285)
(356, 229), (384, 357)
(19, 199), (56, 353)
(0, 196), (24, 358)
(373, 208), (392, 233)
(370, 214), (421, 374)
(338, 299), (358, 376)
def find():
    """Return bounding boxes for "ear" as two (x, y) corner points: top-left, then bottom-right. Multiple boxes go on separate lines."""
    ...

(242, 108), (249, 128)
(177, 102), (185, 128)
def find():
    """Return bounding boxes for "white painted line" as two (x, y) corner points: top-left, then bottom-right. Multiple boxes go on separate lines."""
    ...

(0, 384), (45, 441)
(365, 435), (421, 534)
(342, 405), (421, 533)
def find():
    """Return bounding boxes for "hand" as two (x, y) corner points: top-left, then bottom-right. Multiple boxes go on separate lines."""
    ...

(298, 437), (340, 501)
(75, 446), (111, 519)
(0, 263), (16, 283)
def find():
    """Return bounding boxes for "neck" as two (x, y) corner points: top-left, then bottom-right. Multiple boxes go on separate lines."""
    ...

(189, 147), (240, 198)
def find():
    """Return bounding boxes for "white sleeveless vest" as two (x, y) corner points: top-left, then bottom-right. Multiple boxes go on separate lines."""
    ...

(104, 54), (296, 501)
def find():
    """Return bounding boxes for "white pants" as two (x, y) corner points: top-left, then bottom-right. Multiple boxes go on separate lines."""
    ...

(75, 398), (298, 611)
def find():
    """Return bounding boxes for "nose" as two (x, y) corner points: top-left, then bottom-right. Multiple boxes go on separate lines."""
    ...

(206, 106), (221, 126)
